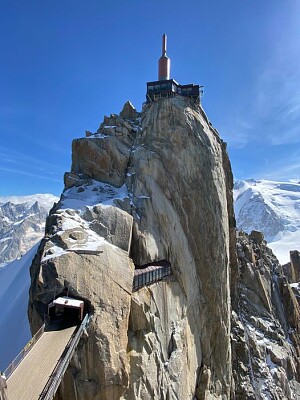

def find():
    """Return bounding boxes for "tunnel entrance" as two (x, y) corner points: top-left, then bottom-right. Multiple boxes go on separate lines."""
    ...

(48, 296), (84, 326)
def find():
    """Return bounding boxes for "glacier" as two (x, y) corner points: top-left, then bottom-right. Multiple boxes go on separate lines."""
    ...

(234, 179), (300, 264)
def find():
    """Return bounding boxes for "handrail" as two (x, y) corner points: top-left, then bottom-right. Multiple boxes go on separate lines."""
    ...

(39, 314), (90, 400)
(4, 323), (45, 378)
(133, 264), (171, 291)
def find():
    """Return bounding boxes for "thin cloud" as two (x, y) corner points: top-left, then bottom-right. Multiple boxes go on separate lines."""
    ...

(255, 151), (300, 181)
(253, 37), (300, 145)
(0, 166), (61, 183)
(267, 125), (300, 146)
(0, 147), (64, 171)
(228, 15), (300, 150)
(224, 129), (252, 149)
(0, 147), (65, 184)
(33, 138), (73, 155)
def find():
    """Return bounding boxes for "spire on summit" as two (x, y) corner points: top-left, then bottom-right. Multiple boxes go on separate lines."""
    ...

(158, 34), (170, 81)
(146, 34), (203, 103)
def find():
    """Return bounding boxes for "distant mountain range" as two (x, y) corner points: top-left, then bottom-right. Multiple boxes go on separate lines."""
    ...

(0, 182), (298, 268)
(234, 179), (300, 264)
(0, 194), (58, 266)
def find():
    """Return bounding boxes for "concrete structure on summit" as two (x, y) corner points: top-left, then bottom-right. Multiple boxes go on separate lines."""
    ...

(146, 34), (204, 103)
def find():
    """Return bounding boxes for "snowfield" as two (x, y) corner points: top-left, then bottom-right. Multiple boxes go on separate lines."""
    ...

(43, 181), (131, 261)
(60, 180), (129, 210)
(234, 179), (300, 264)
(0, 243), (39, 371)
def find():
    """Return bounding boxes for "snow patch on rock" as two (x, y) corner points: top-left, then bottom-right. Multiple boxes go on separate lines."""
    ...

(43, 180), (132, 260)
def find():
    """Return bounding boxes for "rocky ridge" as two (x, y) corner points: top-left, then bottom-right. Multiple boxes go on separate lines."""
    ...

(27, 98), (300, 399)
(232, 231), (300, 399)
(29, 97), (235, 399)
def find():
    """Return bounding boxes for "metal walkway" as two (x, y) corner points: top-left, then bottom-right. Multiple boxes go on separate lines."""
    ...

(7, 315), (89, 400)
(4, 261), (172, 399)
(133, 261), (171, 291)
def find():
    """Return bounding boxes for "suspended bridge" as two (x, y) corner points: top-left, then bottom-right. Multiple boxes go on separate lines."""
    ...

(6, 314), (89, 400)
(5, 262), (171, 399)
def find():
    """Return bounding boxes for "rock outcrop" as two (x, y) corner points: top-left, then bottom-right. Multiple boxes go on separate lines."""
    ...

(231, 231), (300, 399)
(29, 180), (135, 399)
(28, 96), (300, 399)
(124, 97), (235, 399)
(283, 250), (300, 284)
(28, 96), (235, 399)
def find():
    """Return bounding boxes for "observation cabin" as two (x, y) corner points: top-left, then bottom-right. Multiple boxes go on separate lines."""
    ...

(146, 34), (203, 103)
(47, 291), (86, 325)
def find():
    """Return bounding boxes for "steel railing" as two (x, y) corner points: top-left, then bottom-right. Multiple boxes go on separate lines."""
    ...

(39, 314), (90, 400)
(133, 264), (171, 291)
(4, 323), (45, 378)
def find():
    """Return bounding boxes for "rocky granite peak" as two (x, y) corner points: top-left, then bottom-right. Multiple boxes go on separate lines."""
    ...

(28, 98), (299, 399)
(232, 231), (300, 398)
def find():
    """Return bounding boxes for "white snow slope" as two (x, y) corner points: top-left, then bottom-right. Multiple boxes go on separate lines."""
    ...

(234, 179), (300, 264)
(0, 242), (39, 371)
(43, 179), (131, 261)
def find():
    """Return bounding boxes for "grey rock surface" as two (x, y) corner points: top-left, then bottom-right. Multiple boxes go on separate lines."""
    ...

(27, 98), (300, 399)
(232, 231), (300, 399)
(29, 97), (235, 399)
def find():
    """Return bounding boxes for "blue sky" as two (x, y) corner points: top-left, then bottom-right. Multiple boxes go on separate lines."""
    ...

(1, 0), (300, 196)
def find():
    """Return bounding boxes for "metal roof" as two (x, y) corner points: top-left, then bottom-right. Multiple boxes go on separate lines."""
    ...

(52, 296), (84, 309)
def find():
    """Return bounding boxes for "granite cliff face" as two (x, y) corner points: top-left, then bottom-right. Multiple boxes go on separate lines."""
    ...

(29, 97), (235, 399)
(232, 231), (300, 399)
(124, 98), (235, 399)
(28, 97), (300, 399)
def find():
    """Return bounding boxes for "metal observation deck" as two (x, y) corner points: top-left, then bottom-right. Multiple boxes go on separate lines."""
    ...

(146, 79), (203, 103)
(5, 262), (172, 399)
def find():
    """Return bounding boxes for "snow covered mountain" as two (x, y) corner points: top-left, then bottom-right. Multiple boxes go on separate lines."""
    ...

(0, 194), (58, 266)
(234, 179), (300, 264)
